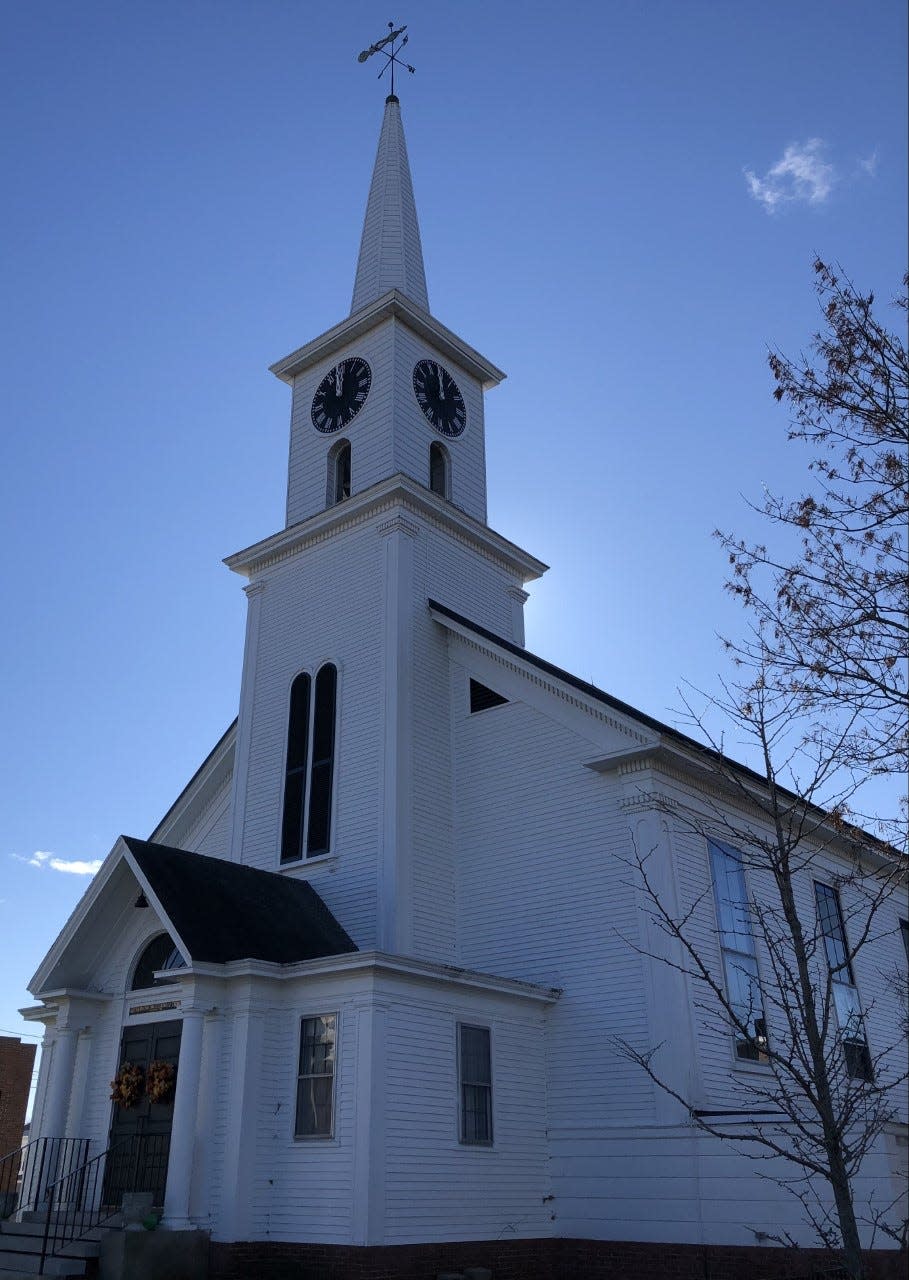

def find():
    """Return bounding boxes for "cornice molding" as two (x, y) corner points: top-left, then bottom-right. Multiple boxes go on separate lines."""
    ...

(377, 514), (421, 540)
(187, 951), (561, 1003)
(269, 290), (506, 390)
(225, 474), (547, 584)
(433, 614), (651, 740)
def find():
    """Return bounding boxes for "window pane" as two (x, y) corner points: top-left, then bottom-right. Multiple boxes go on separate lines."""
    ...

(815, 882), (851, 976)
(709, 842), (755, 954)
(430, 443), (446, 496)
(281, 769), (306, 864)
(843, 1040), (873, 1082)
(723, 951), (769, 1061)
(311, 665), (337, 762)
(335, 444), (351, 502)
(461, 1083), (492, 1144)
(296, 1015), (336, 1138)
(286, 674), (311, 772)
(307, 665), (337, 856)
(296, 1075), (334, 1136)
(460, 1025), (491, 1085)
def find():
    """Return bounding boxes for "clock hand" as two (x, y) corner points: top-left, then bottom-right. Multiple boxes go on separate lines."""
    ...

(436, 363), (445, 400)
(335, 365), (344, 396)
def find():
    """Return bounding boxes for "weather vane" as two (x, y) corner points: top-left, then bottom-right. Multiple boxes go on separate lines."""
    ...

(357, 22), (415, 97)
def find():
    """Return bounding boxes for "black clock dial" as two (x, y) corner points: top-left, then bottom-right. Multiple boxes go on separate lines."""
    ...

(311, 357), (372, 433)
(412, 359), (466, 438)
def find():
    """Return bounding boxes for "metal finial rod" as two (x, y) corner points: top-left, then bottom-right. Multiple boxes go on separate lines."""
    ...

(357, 21), (416, 97)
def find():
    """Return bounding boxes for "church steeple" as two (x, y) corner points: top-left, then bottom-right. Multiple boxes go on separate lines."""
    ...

(350, 95), (429, 314)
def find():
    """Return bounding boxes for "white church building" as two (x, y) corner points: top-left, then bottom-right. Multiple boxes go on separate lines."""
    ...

(16, 92), (907, 1279)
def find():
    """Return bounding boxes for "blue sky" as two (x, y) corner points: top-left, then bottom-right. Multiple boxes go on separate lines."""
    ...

(1, 1), (906, 1079)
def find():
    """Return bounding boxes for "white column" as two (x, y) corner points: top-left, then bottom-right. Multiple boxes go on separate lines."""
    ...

(162, 1009), (205, 1230)
(40, 1028), (80, 1138)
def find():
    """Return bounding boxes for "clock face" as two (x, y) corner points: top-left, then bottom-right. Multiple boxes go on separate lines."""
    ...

(311, 357), (372, 433)
(412, 359), (467, 438)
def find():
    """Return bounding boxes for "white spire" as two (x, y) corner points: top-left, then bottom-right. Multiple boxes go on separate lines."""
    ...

(351, 95), (429, 315)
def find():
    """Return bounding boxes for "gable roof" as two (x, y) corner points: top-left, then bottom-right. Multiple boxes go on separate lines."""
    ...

(122, 837), (357, 965)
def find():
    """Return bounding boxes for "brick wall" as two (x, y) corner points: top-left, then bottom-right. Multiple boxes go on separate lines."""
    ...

(208, 1237), (905, 1280)
(0, 1036), (36, 1157)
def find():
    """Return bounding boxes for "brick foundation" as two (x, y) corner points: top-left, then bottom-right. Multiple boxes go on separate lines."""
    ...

(208, 1237), (905, 1280)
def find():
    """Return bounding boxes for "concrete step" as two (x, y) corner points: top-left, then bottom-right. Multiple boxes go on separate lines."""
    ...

(0, 1232), (97, 1258)
(0, 1250), (86, 1276)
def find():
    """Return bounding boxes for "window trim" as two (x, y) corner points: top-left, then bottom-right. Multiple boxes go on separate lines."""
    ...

(707, 839), (770, 1065)
(457, 1022), (494, 1147)
(294, 1011), (339, 1140)
(328, 438), (351, 506)
(279, 662), (339, 866)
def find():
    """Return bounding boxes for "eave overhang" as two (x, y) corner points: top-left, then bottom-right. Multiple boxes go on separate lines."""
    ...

(268, 289), (506, 390)
(225, 473), (548, 583)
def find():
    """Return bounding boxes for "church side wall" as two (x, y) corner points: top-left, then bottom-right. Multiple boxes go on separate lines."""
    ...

(446, 655), (908, 1248)
(183, 784), (233, 860)
(451, 672), (656, 1131)
(381, 990), (551, 1244)
(407, 520), (524, 962)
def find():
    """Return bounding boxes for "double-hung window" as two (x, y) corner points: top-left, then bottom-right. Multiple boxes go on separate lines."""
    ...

(295, 1014), (336, 1137)
(458, 1024), (493, 1144)
(708, 840), (769, 1062)
(281, 663), (338, 863)
(815, 882), (873, 1081)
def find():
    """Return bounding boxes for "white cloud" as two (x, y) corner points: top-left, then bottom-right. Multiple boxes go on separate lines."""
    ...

(858, 149), (879, 177)
(13, 850), (102, 876)
(744, 139), (836, 213)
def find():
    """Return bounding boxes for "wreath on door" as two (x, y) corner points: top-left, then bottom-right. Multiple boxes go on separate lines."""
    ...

(110, 1061), (145, 1108)
(145, 1059), (177, 1105)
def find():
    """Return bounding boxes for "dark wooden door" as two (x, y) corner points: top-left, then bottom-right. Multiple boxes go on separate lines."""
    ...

(104, 1020), (181, 1209)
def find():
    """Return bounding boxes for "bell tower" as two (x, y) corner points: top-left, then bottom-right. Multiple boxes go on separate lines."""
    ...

(225, 71), (546, 959)
(275, 93), (503, 530)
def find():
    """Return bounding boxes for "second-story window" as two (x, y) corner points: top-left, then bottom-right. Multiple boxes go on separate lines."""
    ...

(815, 882), (873, 1081)
(280, 663), (338, 863)
(708, 840), (769, 1062)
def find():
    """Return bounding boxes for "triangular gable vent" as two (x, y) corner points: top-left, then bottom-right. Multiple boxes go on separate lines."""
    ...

(469, 679), (509, 713)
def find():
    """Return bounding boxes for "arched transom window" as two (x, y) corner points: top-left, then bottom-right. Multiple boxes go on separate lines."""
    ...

(281, 663), (338, 863)
(131, 934), (187, 990)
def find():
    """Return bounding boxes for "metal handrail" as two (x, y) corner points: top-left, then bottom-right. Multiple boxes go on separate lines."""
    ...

(0, 1136), (90, 1218)
(38, 1132), (170, 1275)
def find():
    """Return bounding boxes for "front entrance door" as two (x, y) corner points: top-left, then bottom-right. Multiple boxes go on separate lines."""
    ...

(104, 1020), (181, 1209)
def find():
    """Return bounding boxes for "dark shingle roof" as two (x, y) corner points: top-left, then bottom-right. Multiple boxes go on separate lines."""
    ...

(122, 837), (357, 965)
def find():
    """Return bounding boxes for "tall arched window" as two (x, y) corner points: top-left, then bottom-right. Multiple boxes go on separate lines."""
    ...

(281, 663), (338, 863)
(429, 442), (449, 498)
(328, 441), (351, 506)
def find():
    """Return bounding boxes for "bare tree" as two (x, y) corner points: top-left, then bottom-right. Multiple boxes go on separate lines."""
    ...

(617, 667), (907, 1279)
(716, 260), (908, 797)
